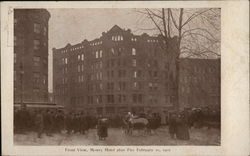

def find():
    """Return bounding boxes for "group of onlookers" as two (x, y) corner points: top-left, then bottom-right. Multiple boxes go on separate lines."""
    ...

(168, 108), (221, 140)
(14, 107), (220, 141)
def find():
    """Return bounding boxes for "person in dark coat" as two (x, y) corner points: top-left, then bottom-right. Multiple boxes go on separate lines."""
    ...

(35, 110), (44, 138)
(65, 112), (73, 134)
(44, 109), (53, 136)
(97, 115), (108, 140)
(176, 113), (190, 140)
(14, 109), (20, 133)
(18, 107), (30, 133)
(80, 112), (86, 134)
(169, 113), (177, 139)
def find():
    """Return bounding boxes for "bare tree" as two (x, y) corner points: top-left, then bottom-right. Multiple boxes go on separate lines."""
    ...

(136, 8), (221, 110)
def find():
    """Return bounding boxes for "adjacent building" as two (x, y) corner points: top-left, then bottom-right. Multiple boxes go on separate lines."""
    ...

(14, 9), (50, 104)
(179, 58), (221, 110)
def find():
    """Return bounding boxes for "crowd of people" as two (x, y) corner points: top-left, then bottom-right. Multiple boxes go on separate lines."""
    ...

(14, 107), (220, 141)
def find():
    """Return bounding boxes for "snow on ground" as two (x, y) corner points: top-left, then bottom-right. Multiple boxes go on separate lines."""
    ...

(14, 126), (220, 146)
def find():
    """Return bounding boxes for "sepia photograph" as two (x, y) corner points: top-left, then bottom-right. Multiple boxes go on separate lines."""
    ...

(1, 1), (249, 156)
(13, 8), (221, 146)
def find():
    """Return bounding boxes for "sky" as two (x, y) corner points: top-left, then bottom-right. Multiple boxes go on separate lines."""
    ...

(47, 9), (153, 92)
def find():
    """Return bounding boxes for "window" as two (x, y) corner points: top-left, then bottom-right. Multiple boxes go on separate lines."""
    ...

(118, 95), (122, 103)
(14, 18), (18, 25)
(165, 62), (169, 70)
(14, 53), (17, 63)
(111, 70), (114, 77)
(100, 61), (103, 69)
(138, 94), (142, 103)
(96, 51), (99, 58)
(149, 82), (153, 90)
(100, 50), (103, 58)
(78, 65), (80, 72)
(42, 75), (46, 85)
(132, 94), (142, 103)
(14, 70), (16, 81)
(100, 72), (102, 80)
(43, 27), (47, 36)
(154, 60), (158, 67)
(111, 59), (115, 67)
(133, 94), (137, 103)
(34, 23), (40, 34)
(81, 54), (84, 61)
(154, 83), (158, 90)
(132, 48), (136, 55)
(138, 70), (141, 77)
(132, 59), (136, 67)
(65, 58), (68, 64)
(78, 55), (81, 60)
(14, 36), (17, 46)
(133, 82), (138, 89)
(133, 71), (137, 78)
(33, 56), (40, 66)
(100, 83), (103, 90)
(81, 64), (84, 71)
(33, 72), (40, 84)
(154, 71), (158, 77)
(111, 48), (115, 55)
(34, 40), (40, 50)
(107, 95), (114, 103)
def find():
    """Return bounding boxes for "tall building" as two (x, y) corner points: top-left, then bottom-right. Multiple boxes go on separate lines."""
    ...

(14, 9), (50, 104)
(178, 58), (221, 110)
(53, 25), (178, 118)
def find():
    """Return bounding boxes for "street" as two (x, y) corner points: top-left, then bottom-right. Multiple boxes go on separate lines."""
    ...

(14, 126), (220, 146)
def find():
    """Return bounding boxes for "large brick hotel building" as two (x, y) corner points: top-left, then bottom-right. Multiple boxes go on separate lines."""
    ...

(53, 25), (220, 118)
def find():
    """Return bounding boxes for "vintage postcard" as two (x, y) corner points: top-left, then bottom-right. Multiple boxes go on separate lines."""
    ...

(1, 1), (249, 156)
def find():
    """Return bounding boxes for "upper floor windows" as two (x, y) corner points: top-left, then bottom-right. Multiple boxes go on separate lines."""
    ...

(62, 58), (68, 65)
(112, 35), (123, 41)
(95, 50), (103, 59)
(90, 41), (102, 46)
(131, 38), (137, 42)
